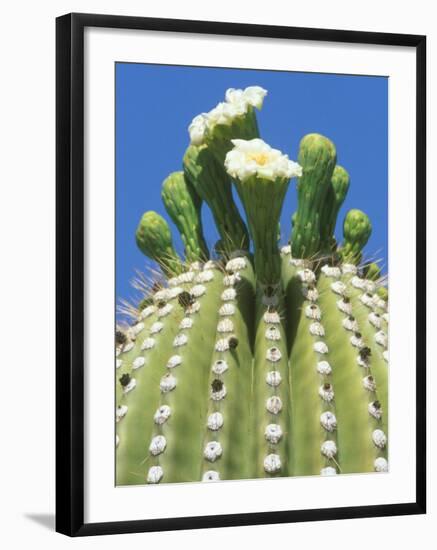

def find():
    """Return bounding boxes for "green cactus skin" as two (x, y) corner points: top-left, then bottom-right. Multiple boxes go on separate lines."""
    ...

(116, 294), (188, 485)
(317, 273), (385, 473)
(291, 134), (337, 259)
(340, 209), (372, 264)
(184, 145), (250, 253)
(319, 165), (350, 255)
(136, 211), (182, 276)
(233, 175), (291, 285)
(201, 260), (256, 481)
(252, 287), (291, 477)
(147, 268), (225, 484)
(161, 171), (209, 263)
(364, 262), (382, 281)
(282, 259), (337, 475)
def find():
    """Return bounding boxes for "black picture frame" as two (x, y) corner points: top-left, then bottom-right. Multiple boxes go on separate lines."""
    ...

(56, 12), (426, 537)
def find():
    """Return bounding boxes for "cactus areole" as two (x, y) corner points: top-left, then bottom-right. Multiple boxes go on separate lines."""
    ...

(116, 86), (388, 486)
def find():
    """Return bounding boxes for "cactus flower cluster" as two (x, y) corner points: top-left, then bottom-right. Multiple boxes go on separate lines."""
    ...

(116, 86), (388, 485)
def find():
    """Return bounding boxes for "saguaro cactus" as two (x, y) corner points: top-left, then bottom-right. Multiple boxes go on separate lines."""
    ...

(116, 86), (389, 485)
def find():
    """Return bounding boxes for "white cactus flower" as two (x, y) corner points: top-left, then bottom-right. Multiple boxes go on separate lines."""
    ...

(298, 268), (316, 284)
(375, 330), (388, 347)
(167, 355), (182, 369)
(179, 317), (193, 330)
(290, 258), (306, 267)
(309, 322), (325, 337)
(362, 375), (377, 392)
(341, 263), (358, 275)
(154, 405), (171, 425)
(219, 303), (236, 316)
(207, 412), (224, 431)
(317, 361), (332, 375)
(337, 298), (352, 315)
(373, 296), (387, 310)
(225, 138), (302, 182)
(374, 457), (388, 472)
(319, 383), (334, 402)
(266, 370), (282, 387)
(195, 270), (214, 283)
(266, 396), (283, 415)
(190, 284), (207, 298)
(383, 350), (389, 363)
(342, 316), (359, 332)
(280, 244), (291, 255)
(141, 337), (156, 351)
(372, 429), (387, 449)
(168, 275), (181, 287)
(202, 470), (220, 482)
(157, 303), (174, 318)
(226, 257), (247, 272)
(321, 265), (341, 278)
(305, 304), (322, 320)
(160, 373), (177, 393)
(122, 341), (135, 354)
(149, 435), (167, 456)
(116, 359), (123, 369)
(204, 441), (223, 462)
(321, 440), (337, 458)
(225, 85), (267, 109)
(320, 411), (337, 432)
(147, 465), (163, 484)
(116, 405), (128, 422)
(265, 326), (281, 341)
(368, 401), (383, 419)
(140, 304), (156, 319)
(320, 466), (337, 476)
(368, 312), (382, 329)
(331, 280), (347, 296)
(150, 321), (164, 335)
(266, 347), (282, 363)
(351, 276), (367, 290)
(221, 288), (237, 301)
(263, 310), (281, 324)
(314, 341), (329, 354)
(264, 424), (283, 444)
(203, 260), (217, 270)
(218, 318), (234, 333)
(212, 359), (228, 375)
(383, 312), (389, 323)
(263, 453), (281, 474)
(173, 333), (188, 348)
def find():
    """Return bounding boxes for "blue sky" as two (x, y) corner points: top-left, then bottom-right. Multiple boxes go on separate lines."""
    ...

(116, 63), (388, 319)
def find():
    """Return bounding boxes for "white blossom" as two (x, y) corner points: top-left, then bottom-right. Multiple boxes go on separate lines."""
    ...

(266, 396), (283, 415)
(116, 405), (128, 422)
(221, 288), (237, 301)
(362, 375), (376, 391)
(141, 337), (156, 351)
(266, 347), (282, 362)
(321, 440), (337, 458)
(179, 317), (193, 330)
(190, 284), (206, 298)
(320, 411), (337, 432)
(226, 257), (247, 272)
(173, 333), (188, 348)
(212, 359), (228, 375)
(298, 268), (316, 284)
(264, 424), (283, 444)
(218, 318), (234, 333)
(337, 299), (352, 315)
(375, 331), (388, 348)
(280, 244), (291, 255)
(309, 322), (325, 337)
(160, 373), (177, 393)
(154, 405), (171, 425)
(374, 457), (388, 472)
(195, 270), (214, 283)
(149, 435), (166, 456)
(150, 321), (164, 335)
(225, 138), (302, 182)
(368, 401), (383, 419)
(207, 412), (224, 431)
(317, 361), (332, 375)
(320, 466), (337, 476)
(140, 305), (156, 319)
(202, 470), (220, 482)
(321, 265), (341, 278)
(219, 303), (236, 316)
(264, 310), (281, 324)
(342, 316), (359, 332)
(341, 263), (358, 275)
(319, 384), (334, 402)
(167, 355), (182, 369)
(331, 280), (347, 296)
(372, 429), (387, 449)
(265, 326), (281, 341)
(266, 370), (282, 387)
(314, 341), (329, 354)
(157, 303), (174, 318)
(305, 304), (321, 320)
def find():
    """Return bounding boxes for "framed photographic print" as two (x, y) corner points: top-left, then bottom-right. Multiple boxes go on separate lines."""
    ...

(56, 12), (426, 536)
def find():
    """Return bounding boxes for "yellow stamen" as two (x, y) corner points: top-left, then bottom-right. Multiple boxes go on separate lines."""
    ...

(247, 152), (269, 166)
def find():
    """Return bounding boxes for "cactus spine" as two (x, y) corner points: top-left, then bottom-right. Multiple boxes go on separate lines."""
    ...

(116, 85), (389, 484)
